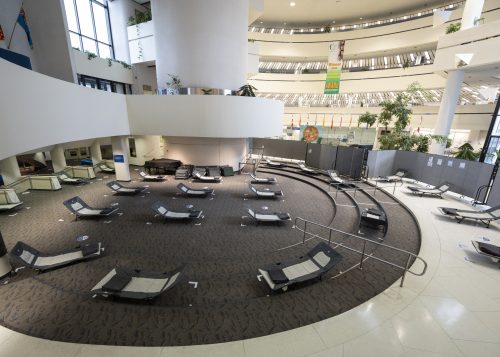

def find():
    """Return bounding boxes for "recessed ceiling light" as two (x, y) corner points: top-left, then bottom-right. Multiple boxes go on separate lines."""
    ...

(360, 17), (363, 20)
(290, 2), (296, 6)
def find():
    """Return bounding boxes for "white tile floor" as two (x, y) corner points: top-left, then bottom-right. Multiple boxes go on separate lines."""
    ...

(0, 183), (499, 357)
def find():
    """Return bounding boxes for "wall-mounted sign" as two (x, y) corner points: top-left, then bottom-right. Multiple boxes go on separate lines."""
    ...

(113, 155), (125, 163)
(324, 41), (345, 94)
(303, 126), (319, 143)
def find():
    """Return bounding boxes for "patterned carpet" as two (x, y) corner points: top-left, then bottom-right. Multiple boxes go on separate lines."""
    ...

(0, 166), (421, 346)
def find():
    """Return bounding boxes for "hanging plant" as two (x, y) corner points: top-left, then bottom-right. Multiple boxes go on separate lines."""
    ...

(85, 51), (97, 60)
(446, 23), (461, 34)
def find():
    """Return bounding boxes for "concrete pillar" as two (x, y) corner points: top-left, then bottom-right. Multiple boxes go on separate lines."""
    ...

(461, 0), (485, 30)
(429, 70), (465, 154)
(0, 231), (12, 278)
(0, 156), (21, 185)
(50, 144), (67, 172)
(91, 140), (103, 165)
(44, 151), (52, 161)
(151, 0), (249, 90)
(111, 136), (131, 181)
(107, 0), (134, 63)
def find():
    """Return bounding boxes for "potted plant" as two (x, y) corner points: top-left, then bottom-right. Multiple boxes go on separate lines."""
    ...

(358, 112), (377, 128)
(446, 23), (461, 34)
(165, 74), (182, 95)
(236, 84), (257, 97)
(454, 143), (480, 161)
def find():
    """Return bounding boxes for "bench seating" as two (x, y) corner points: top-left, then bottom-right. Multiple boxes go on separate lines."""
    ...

(139, 171), (166, 181)
(63, 196), (118, 220)
(107, 181), (147, 195)
(438, 205), (500, 227)
(249, 184), (283, 198)
(407, 182), (452, 198)
(177, 183), (214, 196)
(152, 201), (202, 221)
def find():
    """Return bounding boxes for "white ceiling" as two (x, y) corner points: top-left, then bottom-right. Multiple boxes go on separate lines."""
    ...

(255, 0), (454, 26)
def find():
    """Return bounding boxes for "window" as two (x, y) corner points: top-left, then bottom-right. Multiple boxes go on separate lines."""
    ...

(64, 0), (114, 59)
(78, 74), (132, 95)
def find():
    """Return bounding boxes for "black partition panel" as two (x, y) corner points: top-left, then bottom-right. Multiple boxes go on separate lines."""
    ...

(319, 145), (338, 170)
(252, 138), (307, 161)
(334, 147), (365, 178)
(392, 151), (494, 199)
(488, 175), (500, 205)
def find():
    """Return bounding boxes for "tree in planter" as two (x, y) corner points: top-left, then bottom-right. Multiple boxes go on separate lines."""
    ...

(236, 84), (257, 97)
(357, 112), (377, 128)
(454, 143), (480, 161)
(165, 74), (182, 95)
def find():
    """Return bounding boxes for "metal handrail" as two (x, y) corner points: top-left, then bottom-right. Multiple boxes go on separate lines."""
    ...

(293, 217), (427, 287)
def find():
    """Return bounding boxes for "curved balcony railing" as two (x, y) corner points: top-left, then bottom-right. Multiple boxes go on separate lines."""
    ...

(249, 1), (464, 35)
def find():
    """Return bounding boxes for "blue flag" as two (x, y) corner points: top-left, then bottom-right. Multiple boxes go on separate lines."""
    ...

(17, 6), (33, 49)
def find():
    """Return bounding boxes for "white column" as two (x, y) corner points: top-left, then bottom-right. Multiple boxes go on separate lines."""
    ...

(91, 140), (103, 165)
(50, 144), (67, 172)
(461, 0), (485, 30)
(111, 136), (131, 182)
(0, 156), (21, 185)
(44, 151), (52, 161)
(151, 0), (249, 90)
(429, 70), (465, 154)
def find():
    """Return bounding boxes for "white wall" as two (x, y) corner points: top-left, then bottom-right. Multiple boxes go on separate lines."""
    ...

(24, 0), (76, 83)
(0, 58), (129, 161)
(128, 135), (164, 166)
(73, 49), (134, 84)
(163, 137), (248, 170)
(126, 95), (283, 138)
(132, 62), (157, 94)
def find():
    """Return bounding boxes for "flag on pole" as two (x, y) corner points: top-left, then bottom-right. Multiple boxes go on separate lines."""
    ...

(298, 114), (302, 127)
(314, 114), (317, 126)
(17, 6), (33, 49)
(348, 115), (352, 129)
(0, 25), (5, 49)
(291, 114), (294, 128)
(322, 114), (325, 128)
(330, 116), (334, 129)
(340, 116), (343, 128)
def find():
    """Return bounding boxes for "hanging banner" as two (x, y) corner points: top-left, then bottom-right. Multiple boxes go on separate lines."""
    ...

(324, 41), (345, 94)
(0, 25), (5, 49)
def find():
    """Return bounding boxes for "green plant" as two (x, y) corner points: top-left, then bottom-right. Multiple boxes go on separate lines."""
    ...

(85, 51), (97, 60)
(107, 58), (112, 67)
(128, 9), (152, 26)
(236, 84), (257, 97)
(454, 143), (480, 161)
(358, 112), (377, 127)
(248, 38), (256, 43)
(201, 88), (213, 95)
(446, 23), (461, 34)
(402, 59), (411, 69)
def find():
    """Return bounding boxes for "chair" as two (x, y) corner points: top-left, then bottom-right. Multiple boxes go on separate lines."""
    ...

(57, 172), (86, 185)
(152, 201), (202, 222)
(63, 196), (118, 221)
(139, 171), (166, 181)
(249, 184), (283, 198)
(177, 183), (214, 196)
(471, 240), (500, 262)
(265, 159), (285, 168)
(0, 189), (22, 211)
(258, 242), (342, 291)
(327, 170), (356, 188)
(250, 173), (277, 184)
(247, 208), (290, 225)
(91, 266), (185, 300)
(438, 205), (500, 228)
(98, 163), (115, 173)
(377, 170), (407, 182)
(193, 171), (221, 182)
(407, 182), (452, 198)
(107, 181), (146, 195)
(298, 162), (318, 174)
(10, 241), (103, 271)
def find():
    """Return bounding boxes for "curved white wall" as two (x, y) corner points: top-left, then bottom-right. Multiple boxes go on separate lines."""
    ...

(0, 58), (129, 161)
(0, 58), (283, 161)
(126, 95), (283, 138)
(151, 0), (249, 90)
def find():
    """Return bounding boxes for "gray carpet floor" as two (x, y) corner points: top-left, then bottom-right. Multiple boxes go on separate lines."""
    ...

(0, 166), (421, 346)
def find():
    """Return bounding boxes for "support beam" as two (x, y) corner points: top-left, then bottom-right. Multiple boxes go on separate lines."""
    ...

(91, 140), (103, 165)
(50, 144), (67, 173)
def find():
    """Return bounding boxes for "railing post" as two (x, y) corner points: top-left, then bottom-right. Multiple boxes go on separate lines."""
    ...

(399, 254), (413, 287)
(328, 229), (332, 245)
(303, 221), (307, 244)
(359, 240), (367, 269)
(393, 182), (396, 195)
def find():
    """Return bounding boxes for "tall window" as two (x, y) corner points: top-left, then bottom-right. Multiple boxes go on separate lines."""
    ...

(64, 0), (114, 59)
